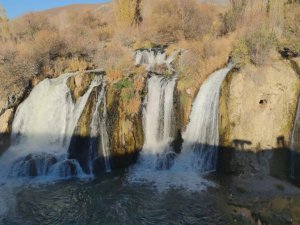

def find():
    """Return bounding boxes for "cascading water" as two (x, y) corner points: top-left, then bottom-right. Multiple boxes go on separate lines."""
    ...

(134, 48), (180, 71)
(0, 73), (102, 180)
(129, 66), (232, 191)
(143, 75), (176, 150)
(88, 81), (111, 173)
(290, 96), (300, 178)
(129, 74), (176, 178)
(173, 65), (233, 173)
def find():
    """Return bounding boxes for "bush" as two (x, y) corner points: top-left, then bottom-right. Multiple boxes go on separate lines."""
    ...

(113, 79), (133, 90)
(142, 0), (214, 44)
(279, 3), (300, 53)
(232, 26), (277, 66)
(231, 39), (250, 67)
(246, 27), (277, 65)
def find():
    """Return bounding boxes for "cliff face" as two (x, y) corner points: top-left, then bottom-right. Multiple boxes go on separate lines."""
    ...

(219, 59), (300, 151)
(218, 58), (300, 176)
(106, 81), (144, 170)
(67, 70), (145, 173)
(1, 52), (300, 176)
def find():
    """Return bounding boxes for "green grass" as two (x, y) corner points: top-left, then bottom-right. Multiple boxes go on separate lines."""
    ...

(113, 79), (133, 91)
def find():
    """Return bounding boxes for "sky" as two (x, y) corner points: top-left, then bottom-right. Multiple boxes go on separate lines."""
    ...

(1, 0), (110, 18)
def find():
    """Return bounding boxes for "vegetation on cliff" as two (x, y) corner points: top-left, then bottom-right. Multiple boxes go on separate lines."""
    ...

(0, 0), (299, 129)
(0, 0), (298, 92)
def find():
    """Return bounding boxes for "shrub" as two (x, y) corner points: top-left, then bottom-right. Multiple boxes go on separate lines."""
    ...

(279, 3), (300, 53)
(143, 0), (214, 44)
(231, 39), (250, 67)
(221, 0), (247, 34)
(246, 26), (277, 65)
(221, 0), (268, 35)
(232, 25), (277, 66)
(10, 13), (51, 41)
(113, 79), (133, 91)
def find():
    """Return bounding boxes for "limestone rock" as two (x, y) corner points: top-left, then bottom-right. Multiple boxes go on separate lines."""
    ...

(0, 108), (14, 134)
(219, 60), (300, 151)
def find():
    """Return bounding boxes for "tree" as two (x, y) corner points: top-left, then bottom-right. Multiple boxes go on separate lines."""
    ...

(0, 3), (9, 42)
(113, 0), (142, 27)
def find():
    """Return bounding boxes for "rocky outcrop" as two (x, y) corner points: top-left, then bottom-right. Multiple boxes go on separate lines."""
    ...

(106, 78), (145, 170)
(220, 59), (300, 151)
(0, 78), (31, 154)
(68, 70), (145, 173)
(219, 59), (300, 175)
(0, 108), (14, 154)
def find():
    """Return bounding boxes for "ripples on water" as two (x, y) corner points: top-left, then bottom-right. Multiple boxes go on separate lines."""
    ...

(0, 171), (227, 225)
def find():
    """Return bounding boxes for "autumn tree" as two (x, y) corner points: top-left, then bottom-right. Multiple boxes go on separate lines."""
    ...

(0, 3), (9, 42)
(113, 0), (142, 27)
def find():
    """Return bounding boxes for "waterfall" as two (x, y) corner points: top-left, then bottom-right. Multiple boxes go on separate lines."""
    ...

(0, 73), (102, 179)
(134, 48), (180, 71)
(143, 75), (176, 152)
(88, 81), (111, 173)
(173, 65), (232, 173)
(129, 66), (232, 191)
(129, 74), (195, 191)
(290, 96), (300, 178)
(130, 74), (176, 172)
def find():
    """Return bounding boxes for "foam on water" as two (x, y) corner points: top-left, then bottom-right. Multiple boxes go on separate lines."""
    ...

(129, 66), (232, 192)
(0, 73), (102, 180)
(173, 65), (233, 173)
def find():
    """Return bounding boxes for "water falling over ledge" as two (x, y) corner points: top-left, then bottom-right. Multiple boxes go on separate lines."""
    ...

(129, 66), (232, 191)
(0, 72), (108, 180)
(174, 65), (233, 173)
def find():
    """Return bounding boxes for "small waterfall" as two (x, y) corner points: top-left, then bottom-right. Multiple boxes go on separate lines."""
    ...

(129, 74), (184, 190)
(129, 66), (232, 191)
(88, 81), (111, 173)
(134, 48), (179, 71)
(290, 96), (300, 178)
(173, 66), (233, 173)
(0, 73), (102, 179)
(143, 75), (176, 152)
(130, 74), (176, 172)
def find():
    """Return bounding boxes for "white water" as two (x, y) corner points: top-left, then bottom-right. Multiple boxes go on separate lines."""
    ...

(131, 75), (176, 168)
(290, 96), (300, 178)
(0, 73), (101, 179)
(134, 49), (179, 71)
(129, 66), (232, 191)
(143, 75), (176, 152)
(129, 74), (214, 192)
(88, 80), (111, 173)
(173, 65), (233, 173)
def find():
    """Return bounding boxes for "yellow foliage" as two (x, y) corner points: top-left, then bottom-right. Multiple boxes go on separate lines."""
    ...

(113, 0), (142, 27)
(107, 69), (123, 84)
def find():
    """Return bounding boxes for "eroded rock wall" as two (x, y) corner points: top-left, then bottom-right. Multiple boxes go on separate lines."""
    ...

(218, 59), (300, 175)
(220, 59), (300, 151)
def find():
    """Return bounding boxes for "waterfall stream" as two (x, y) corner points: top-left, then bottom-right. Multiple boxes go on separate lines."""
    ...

(88, 80), (111, 173)
(134, 48), (179, 71)
(290, 96), (300, 178)
(173, 65), (232, 173)
(129, 74), (176, 179)
(143, 75), (176, 151)
(129, 66), (231, 191)
(0, 73), (103, 180)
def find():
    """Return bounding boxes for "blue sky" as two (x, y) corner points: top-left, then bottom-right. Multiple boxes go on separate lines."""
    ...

(1, 0), (110, 18)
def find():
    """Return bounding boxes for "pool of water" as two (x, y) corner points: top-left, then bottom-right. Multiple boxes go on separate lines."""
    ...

(0, 170), (229, 225)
